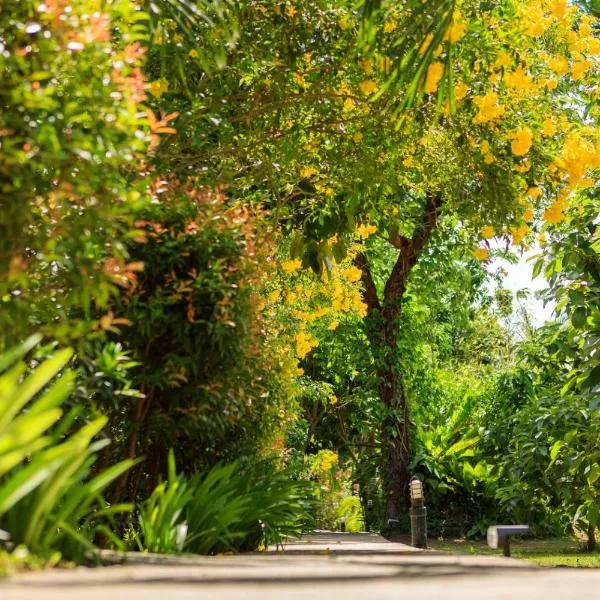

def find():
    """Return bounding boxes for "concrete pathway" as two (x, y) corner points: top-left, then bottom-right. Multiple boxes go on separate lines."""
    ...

(1, 532), (599, 599)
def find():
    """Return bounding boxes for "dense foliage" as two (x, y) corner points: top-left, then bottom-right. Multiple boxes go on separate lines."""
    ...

(0, 0), (599, 565)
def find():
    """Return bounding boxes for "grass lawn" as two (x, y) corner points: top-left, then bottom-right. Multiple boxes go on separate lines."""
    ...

(427, 537), (600, 568)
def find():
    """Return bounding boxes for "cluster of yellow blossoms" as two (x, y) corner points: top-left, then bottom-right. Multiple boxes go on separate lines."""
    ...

(269, 228), (376, 359)
(448, 0), (600, 258)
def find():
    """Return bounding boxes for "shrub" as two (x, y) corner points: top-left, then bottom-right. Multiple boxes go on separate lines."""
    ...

(105, 180), (298, 500)
(0, 336), (137, 560)
(136, 451), (316, 554)
(0, 0), (150, 344)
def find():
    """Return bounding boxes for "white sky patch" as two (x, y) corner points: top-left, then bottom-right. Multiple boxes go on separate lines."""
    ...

(488, 243), (555, 327)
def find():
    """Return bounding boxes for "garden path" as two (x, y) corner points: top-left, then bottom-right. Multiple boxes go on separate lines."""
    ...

(2, 532), (600, 599)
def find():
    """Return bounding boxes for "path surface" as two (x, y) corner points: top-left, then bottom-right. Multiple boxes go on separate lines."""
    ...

(2, 532), (600, 599)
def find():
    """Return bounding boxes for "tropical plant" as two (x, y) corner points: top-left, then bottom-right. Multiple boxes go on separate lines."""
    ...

(144, 0), (599, 521)
(136, 453), (317, 555)
(337, 496), (365, 533)
(136, 450), (193, 554)
(0, 336), (137, 559)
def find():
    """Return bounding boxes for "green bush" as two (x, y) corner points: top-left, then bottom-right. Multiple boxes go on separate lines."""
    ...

(137, 451), (316, 554)
(0, 337), (137, 559)
(104, 181), (298, 500)
(0, 0), (150, 344)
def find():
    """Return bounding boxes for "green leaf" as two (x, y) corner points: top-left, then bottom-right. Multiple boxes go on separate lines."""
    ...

(571, 306), (587, 329)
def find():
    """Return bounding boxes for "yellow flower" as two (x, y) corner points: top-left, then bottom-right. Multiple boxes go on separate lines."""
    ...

(384, 20), (397, 33)
(509, 127), (534, 156)
(188, 49), (199, 59)
(148, 79), (169, 98)
(473, 91), (505, 124)
(454, 81), (469, 101)
(445, 11), (466, 43)
(360, 59), (374, 75)
(340, 265), (362, 282)
(357, 223), (377, 239)
(424, 62), (444, 94)
(282, 259), (302, 273)
(522, 5), (550, 37)
(510, 224), (529, 245)
(285, 4), (297, 17)
(352, 132), (364, 143)
(527, 186), (543, 199)
(300, 165), (316, 178)
(378, 55), (392, 73)
(481, 226), (495, 239)
(548, 0), (568, 19)
(544, 197), (568, 224)
(493, 50), (512, 69)
(548, 55), (569, 75)
(419, 33), (434, 56)
(572, 60), (591, 81)
(295, 331), (319, 358)
(474, 247), (490, 261)
(504, 66), (533, 92)
(359, 79), (377, 95)
(328, 320), (339, 331)
(293, 72), (308, 88)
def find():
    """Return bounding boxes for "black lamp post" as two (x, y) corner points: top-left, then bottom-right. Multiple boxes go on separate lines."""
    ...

(409, 477), (427, 549)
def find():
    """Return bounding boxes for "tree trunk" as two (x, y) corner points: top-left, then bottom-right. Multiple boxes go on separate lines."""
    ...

(587, 522), (596, 552)
(111, 390), (153, 503)
(355, 192), (442, 525)
(379, 365), (411, 521)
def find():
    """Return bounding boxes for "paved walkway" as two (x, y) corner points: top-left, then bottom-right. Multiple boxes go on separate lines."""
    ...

(2, 532), (600, 599)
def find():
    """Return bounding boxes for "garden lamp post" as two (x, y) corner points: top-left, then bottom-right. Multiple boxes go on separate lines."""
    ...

(409, 477), (427, 549)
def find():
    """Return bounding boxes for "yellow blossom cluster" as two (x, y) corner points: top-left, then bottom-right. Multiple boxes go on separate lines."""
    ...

(424, 62), (444, 94)
(474, 247), (490, 261)
(294, 331), (319, 358)
(509, 127), (534, 156)
(451, 0), (600, 236)
(473, 91), (505, 124)
(267, 236), (371, 361)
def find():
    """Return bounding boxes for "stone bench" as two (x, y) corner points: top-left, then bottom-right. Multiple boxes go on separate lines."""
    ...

(487, 525), (530, 557)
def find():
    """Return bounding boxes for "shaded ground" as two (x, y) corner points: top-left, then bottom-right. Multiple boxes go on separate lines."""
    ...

(2, 533), (600, 599)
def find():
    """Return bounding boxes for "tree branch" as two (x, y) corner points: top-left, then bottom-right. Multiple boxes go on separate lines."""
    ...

(354, 252), (381, 315)
(383, 192), (442, 304)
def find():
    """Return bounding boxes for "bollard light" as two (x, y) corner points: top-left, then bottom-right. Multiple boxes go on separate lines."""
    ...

(410, 478), (424, 503)
(409, 477), (427, 549)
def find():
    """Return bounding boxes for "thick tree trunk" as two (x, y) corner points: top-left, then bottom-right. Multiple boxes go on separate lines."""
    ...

(379, 366), (411, 521)
(355, 192), (441, 524)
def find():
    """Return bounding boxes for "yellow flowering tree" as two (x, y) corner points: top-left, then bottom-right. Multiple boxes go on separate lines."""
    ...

(147, 0), (599, 521)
